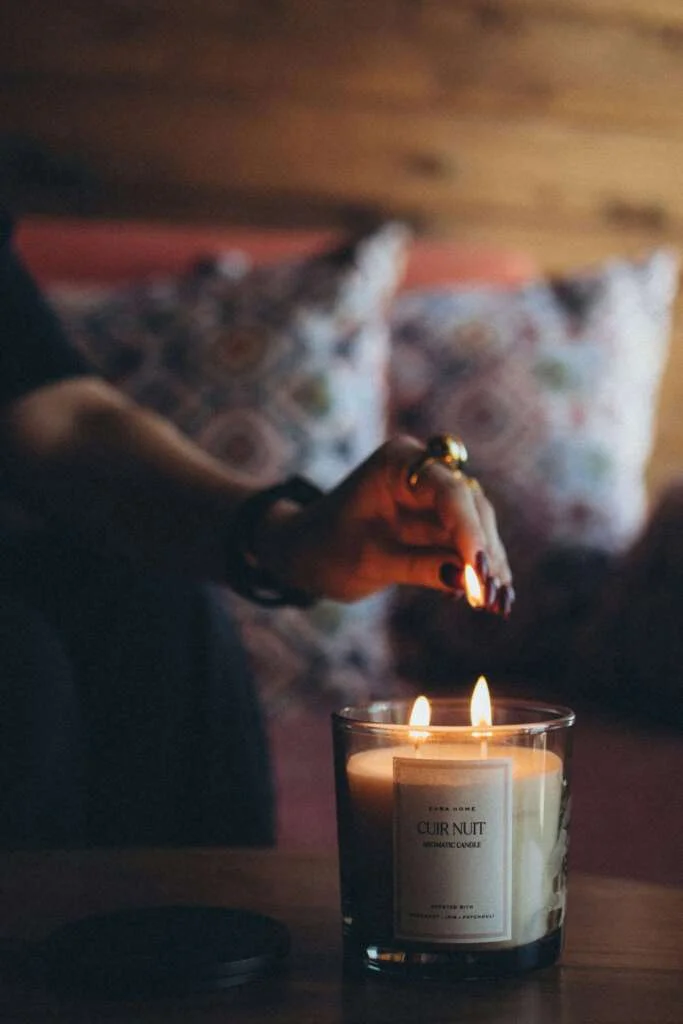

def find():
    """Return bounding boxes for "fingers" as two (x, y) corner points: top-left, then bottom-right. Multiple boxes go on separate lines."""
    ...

(431, 474), (514, 614)
(408, 460), (486, 562)
(380, 435), (514, 615)
(380, 543), (514, 617)
(394, 509), (452, 548)
(470, 485), (511, 585)
(469, 487), (514, 616)
(379, 543), (463, 592)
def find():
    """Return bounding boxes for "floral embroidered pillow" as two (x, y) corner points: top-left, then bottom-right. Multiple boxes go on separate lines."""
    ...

(51, 224), (409, 713)
(389, 251), (678, 690)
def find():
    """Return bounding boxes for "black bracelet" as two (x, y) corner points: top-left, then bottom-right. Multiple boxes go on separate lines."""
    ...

(225, 475), (325, 607)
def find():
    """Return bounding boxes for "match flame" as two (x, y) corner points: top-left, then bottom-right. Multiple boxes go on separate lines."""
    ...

(408, 695), (431, 743)
(470, 676), (493, 731)
(463, 564), (484, 608)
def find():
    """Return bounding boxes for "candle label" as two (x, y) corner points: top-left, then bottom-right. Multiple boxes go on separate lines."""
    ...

(393, 757), (512, 943)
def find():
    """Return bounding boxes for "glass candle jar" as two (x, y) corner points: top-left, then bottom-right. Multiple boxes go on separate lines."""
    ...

(332, 698), (575, 980)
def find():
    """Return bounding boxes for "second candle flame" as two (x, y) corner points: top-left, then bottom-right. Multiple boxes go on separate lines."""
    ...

(470, 675), (493, 731)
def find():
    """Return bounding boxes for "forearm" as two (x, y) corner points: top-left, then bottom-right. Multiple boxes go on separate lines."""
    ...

(0, 377), (290, 582)
(0, 379), (512, 607)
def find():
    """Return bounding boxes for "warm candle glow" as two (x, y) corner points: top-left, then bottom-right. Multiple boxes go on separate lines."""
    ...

(463, 564), (484, 608)
(470, 675), (493, 730)
(408, 695), (431, 742)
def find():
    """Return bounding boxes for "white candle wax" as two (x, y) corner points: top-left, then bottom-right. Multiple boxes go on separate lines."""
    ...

(347, 740), (564, 948)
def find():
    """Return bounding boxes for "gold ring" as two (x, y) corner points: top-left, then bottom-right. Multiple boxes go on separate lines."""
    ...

(406, 434), (469, 490)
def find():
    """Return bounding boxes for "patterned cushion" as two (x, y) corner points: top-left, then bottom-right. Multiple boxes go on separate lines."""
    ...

(389, 251), (679, 690)
(50, 224), (409, 713)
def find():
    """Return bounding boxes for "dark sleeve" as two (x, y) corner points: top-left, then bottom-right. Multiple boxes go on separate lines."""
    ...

(0, 212), (92, 409)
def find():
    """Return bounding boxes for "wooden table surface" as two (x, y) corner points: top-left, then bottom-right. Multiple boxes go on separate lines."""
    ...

(0, 848), (681, 1023)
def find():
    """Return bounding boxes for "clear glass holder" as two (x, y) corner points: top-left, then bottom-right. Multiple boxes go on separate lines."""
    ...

(332, 698), (575, 980)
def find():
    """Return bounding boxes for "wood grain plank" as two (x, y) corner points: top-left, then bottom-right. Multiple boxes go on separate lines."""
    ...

(417, 4), (683, 131)
(0, 0), (434, 104)
(488, 0), (683, 29)
(4, 1), (683, 132)
(0, 83), (680, 234)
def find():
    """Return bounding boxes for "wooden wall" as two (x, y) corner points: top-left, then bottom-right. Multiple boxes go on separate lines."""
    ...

(2, 0), (682, 491)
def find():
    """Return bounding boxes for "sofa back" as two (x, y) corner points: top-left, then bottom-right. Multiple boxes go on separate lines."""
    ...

(16, 217), (537, 290)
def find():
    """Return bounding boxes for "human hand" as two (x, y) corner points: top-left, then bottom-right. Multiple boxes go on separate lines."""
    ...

(255, 435), (514, 615)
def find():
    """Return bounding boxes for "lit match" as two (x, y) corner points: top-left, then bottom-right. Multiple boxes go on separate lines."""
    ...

(463, 564), (485, 609)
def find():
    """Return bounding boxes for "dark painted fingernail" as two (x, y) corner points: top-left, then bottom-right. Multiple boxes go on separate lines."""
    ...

(497, 585), (514, 618)
(485, 576), (498, 610)
(475, 551), (489, 580)
(439, 562), (462, 590)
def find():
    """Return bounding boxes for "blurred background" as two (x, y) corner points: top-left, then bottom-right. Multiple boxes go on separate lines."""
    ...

(3, 1), (683, 880)
(1, 0), (681, 489)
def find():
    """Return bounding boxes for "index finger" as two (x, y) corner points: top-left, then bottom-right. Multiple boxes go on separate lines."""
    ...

(408, 460), (487, 567)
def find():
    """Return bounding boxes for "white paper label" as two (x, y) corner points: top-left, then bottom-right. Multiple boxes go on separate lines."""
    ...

(393, 757), (512, 943)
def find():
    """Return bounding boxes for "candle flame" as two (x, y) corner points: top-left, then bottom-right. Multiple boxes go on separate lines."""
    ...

(470, 676), (493, 730)
(408, 695), (431, 743)
(463, 564), (484, 608)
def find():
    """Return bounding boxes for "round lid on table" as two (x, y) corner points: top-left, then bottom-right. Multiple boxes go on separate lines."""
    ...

(37, 905), (291, 998)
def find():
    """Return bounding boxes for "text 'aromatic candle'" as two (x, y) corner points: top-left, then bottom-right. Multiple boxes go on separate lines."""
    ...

(333, 687), (574, 980)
